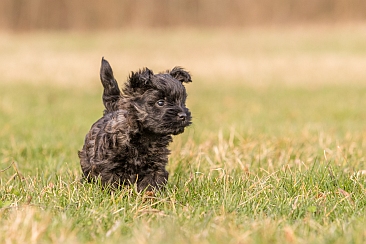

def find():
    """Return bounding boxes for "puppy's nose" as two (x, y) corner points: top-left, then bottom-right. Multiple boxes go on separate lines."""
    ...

(178, 112), (187, 121)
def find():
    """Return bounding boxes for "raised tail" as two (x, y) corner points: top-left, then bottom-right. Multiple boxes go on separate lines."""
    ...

(100, 57), (121, 114)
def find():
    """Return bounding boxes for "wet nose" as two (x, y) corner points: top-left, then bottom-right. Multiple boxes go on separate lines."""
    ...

(178, 112), (187, 121)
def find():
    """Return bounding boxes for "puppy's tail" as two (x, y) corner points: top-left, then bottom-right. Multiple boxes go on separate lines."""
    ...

(100, 57), (121, 114)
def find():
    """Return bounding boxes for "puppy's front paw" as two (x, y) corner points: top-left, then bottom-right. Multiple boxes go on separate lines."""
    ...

(145, 191), (155, 197)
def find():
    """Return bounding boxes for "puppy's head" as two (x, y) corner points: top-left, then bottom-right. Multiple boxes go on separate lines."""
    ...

(123, 67), (192, 135)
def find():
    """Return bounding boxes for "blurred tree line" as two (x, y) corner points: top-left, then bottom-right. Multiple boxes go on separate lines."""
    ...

(0, 0), (365, 30)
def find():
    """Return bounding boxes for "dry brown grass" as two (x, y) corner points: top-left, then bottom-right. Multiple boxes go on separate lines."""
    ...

(1, 24), (366, 88)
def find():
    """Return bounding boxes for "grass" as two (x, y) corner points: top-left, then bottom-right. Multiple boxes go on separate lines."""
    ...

(1, 25), (366, 243)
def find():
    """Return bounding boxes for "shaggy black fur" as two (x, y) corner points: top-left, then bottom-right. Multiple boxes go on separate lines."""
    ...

(78, 58), (192, 192)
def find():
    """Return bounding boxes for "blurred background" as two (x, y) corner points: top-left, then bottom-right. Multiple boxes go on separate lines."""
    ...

(1, 0), (366, 140)
(1, 0), (366, 88)
(1, 0), (366, 30)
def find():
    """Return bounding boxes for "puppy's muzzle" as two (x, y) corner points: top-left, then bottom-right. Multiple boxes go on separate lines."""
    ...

(177, 112), (187, 121)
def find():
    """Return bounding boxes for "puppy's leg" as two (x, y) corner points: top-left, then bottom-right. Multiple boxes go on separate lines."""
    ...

(137, 169), (169, 192)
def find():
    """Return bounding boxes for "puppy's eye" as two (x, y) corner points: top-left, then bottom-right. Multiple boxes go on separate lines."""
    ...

(156, 100), (165, 106)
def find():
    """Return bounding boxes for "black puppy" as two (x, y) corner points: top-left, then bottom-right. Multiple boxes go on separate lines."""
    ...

(79, 58), (192, 192)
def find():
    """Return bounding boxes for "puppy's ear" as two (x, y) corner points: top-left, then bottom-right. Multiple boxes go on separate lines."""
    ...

(125, 68), (154, 94)
(100, 57), (121, 113)
(170, 67), (192, 83)
(100, 57), (119, 90)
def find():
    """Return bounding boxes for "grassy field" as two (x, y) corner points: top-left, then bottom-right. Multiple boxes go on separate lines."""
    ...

(1, 25), (366, 243)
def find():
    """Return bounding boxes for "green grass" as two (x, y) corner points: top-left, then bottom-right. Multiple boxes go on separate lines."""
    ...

(1, 81), (366, 244)
(1, 27), (366, 243)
